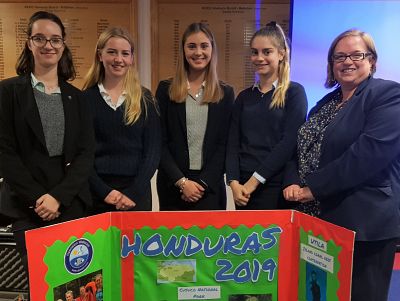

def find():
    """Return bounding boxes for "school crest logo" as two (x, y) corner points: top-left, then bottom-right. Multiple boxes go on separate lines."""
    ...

(64, 238), (93, 274)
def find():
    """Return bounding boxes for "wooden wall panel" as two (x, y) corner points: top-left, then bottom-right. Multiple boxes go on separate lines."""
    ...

(151, 0), (290, 92)
(0, 0), (137, 88)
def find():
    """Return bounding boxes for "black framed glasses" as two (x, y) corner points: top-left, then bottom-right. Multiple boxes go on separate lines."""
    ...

(332, 52), (371, 63)
(29, 35), (64, 49)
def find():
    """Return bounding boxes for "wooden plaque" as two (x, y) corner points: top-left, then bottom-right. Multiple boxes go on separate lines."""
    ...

(152, 0), (290, 93)
(0, 0), (137, 88)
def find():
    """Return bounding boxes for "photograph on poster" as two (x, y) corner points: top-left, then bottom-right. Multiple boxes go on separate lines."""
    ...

(305, 263), (326, 301)
(228, 294), (272, 301)
(157, 259), (197, 283)
(52, 269), (102, 301)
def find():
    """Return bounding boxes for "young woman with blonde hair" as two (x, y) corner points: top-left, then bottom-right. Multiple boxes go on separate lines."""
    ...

(156, 22), (234, 210)
(226, 22), (307, 210)
(83, 27), (160, 212)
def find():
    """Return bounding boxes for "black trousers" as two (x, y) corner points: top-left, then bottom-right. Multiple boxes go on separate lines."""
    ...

(351, 238), (398, 301)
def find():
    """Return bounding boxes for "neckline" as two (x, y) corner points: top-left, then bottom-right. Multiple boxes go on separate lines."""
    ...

(335, 91), (350, 109)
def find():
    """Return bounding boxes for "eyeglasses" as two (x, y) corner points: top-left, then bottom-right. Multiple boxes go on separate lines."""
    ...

(332, 52), (371, 63)
(29, 35), (64, 49)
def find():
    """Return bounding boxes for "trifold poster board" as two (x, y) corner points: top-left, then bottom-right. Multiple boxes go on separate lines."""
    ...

(26, 210), (354, 301)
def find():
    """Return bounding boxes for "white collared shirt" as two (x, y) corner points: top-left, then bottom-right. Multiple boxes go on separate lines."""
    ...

(98, 82), (126, 110)
(187, 80), (206, 101)
(252, 79), (279, 93)
(31, 73), (61, 94)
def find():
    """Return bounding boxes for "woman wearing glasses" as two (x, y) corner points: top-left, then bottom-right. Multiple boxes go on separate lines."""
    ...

(283, 29), (400, 301)
(0, 11), (94, 277)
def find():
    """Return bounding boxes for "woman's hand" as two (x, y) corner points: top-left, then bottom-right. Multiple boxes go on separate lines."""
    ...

(283, 185), (315, 203)
(104, 190), (123, 205)
(35, 194), (61, 221)
(230, 180), (250, 207)
(298, 187), (315, 203)
(115, 194), (136, 210)
(283, 184), (302, 201)
(181, 180), (204, 202)
(243, 176), (260, 195)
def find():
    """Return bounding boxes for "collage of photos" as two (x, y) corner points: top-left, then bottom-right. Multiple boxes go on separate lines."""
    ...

(53, 270), (103, 301)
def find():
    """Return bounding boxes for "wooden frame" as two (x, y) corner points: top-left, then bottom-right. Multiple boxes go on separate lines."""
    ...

(0, 0), (138, 88)
(151, 0), (290, 92)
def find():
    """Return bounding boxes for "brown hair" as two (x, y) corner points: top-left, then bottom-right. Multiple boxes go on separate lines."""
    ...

(15, 10), (75, 80)
(169, 22), (223, 103)
(325, 29), (377, 88)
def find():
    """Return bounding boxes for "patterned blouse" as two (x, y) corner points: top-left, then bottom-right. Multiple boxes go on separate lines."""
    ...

(296, 90), (345, 216)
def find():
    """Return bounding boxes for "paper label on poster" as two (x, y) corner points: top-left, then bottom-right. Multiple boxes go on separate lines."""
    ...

(300, 243), (334, 273)
(308, 235), (327, 252)
(178, 286), (221, 300)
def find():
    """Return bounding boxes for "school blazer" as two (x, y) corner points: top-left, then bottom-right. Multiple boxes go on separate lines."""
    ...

(285, 77), (400, 241)
(0, 75), (95, 214)
(156, 79), (234, 191)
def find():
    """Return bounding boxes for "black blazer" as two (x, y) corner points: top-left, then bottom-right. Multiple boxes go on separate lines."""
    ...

(285, 77), (400, 241)
(0, 75), (95, 225)
(156, 79), (234, 193)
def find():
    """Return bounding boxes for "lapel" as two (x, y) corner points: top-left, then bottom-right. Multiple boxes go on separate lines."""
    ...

(323, 98), (354, 140)
(59, 81), (76, 162)
(203, 101), (216, 149)
(15, 76), (79, 161)
(323, 77), (371, 139)
(177, 101), (187, 138)
(16, 75), (46, 148)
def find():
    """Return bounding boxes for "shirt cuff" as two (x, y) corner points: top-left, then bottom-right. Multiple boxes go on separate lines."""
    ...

(253, 172), (266, 184)
(226, 179), (237, 186)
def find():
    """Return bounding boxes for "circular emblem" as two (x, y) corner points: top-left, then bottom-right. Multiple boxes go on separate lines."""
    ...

(64, 238), (93, 274)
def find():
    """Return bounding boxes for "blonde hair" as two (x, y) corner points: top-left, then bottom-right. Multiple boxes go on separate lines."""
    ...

(250, 22), (291, 109)
(169, 22), (223, 103)
(83, 27), (146, 124)
(325, 29), (377, 88)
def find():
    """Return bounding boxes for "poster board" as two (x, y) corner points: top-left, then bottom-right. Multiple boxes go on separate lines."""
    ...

(26, 210), (355, 301)
(0, 0), (136, 88)
(151, 0), (290, 93)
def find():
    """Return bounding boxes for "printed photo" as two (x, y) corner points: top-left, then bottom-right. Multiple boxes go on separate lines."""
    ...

(157, 259), (196, 283)
(229, 294), (272, 301)
(53, 269), (103, 301)
(306, 263), (327, 301)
